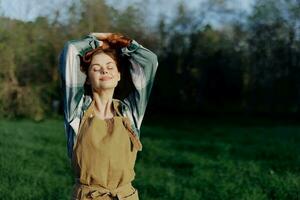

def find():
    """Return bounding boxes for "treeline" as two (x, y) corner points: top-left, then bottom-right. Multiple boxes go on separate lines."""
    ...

(0, 0), (299, 120)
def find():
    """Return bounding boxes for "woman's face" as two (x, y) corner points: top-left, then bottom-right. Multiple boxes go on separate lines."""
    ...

(87, 52), (120, 92)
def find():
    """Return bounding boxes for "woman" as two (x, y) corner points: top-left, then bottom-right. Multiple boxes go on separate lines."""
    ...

(59, 33), (158, 200)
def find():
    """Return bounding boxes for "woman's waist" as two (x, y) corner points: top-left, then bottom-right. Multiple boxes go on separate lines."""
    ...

(72, 180), (138, 199)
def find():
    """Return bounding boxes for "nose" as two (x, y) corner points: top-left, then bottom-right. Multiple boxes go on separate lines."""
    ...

(100, 67), (108, 74)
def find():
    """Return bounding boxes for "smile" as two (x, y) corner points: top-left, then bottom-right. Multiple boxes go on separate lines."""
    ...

(100, 76), (112, 81)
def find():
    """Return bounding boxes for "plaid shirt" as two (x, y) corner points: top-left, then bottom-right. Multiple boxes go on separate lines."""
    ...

(58, 34), (158, 159)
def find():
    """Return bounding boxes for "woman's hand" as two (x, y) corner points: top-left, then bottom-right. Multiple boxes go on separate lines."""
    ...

(90, 32), (132, 48)
(90, 32), (112, 40)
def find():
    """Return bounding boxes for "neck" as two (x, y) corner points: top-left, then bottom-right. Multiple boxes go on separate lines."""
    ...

(92, 88), (115, 118)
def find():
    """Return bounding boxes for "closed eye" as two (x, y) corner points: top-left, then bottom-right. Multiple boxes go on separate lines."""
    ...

(92, 65), (101, 71)
(91, 62), (116, 71)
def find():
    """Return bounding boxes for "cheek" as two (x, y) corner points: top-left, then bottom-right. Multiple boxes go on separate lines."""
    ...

(88, 71), (99, 83)
(113, 71), (120, 79)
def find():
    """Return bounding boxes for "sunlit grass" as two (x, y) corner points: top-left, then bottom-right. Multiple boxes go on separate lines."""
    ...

(0, 118), (299, 199)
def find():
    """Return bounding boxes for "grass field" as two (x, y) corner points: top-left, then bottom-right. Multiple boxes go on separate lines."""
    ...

(0, 117), (299, 200)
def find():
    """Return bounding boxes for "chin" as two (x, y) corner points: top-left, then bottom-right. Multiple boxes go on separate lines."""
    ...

(100, 83), (118, 89)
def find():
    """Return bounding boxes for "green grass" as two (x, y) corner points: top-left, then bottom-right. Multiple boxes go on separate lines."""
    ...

(0, 118), (299, 200)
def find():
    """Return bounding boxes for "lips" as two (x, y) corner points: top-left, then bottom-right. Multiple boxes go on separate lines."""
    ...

(100, 76), (112, 81)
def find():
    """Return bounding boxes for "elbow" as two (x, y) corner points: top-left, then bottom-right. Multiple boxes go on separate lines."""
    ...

(152, 52), (158, 63)
(148, 52), (158, 68)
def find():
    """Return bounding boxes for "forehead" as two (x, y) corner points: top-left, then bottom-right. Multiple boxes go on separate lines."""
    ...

(91, 53), (116, 65)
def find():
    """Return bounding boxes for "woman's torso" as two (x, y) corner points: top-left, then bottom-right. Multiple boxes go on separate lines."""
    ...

(71, 99), (141, 199)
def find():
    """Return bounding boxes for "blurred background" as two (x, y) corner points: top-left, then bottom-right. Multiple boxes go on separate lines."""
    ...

(0, 0), (299, 199)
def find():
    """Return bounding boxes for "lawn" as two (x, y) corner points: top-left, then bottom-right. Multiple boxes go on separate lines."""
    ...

(0, 117), (299, 200)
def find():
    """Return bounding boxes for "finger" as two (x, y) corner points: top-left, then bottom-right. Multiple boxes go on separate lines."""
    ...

(92, 33), (112, 40)
(101, 42), (110, 50)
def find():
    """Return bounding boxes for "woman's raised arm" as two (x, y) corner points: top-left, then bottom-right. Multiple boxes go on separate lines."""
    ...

(120, 40), (159, 139)
(58, 34), (101, 159)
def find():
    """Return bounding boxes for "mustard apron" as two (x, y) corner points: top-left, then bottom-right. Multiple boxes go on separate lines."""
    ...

(71, 99), (142, 200)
